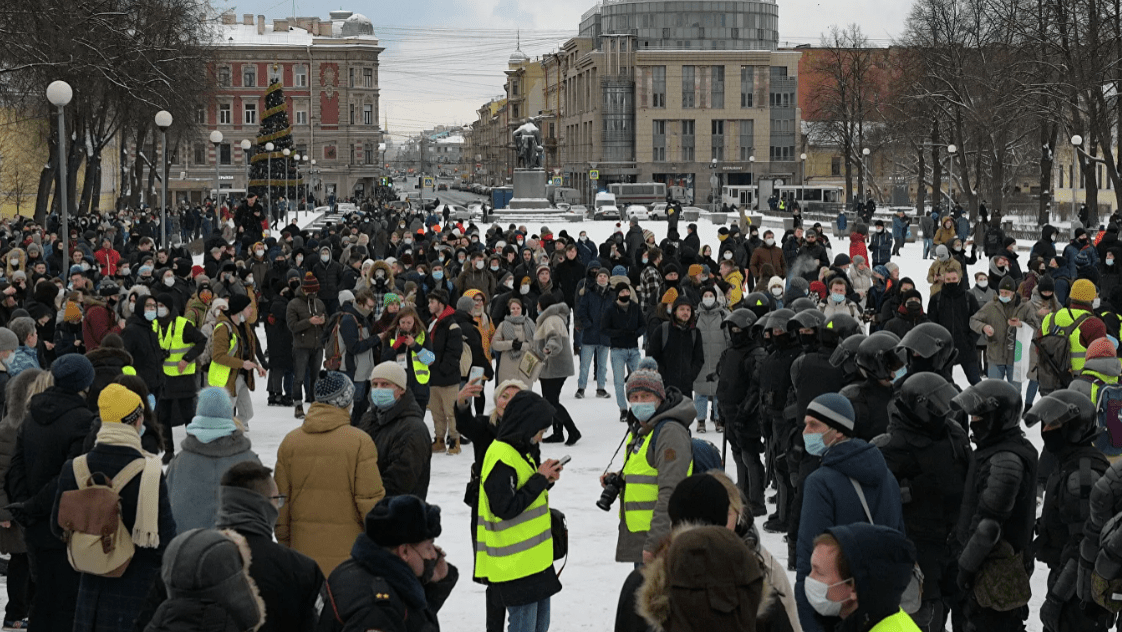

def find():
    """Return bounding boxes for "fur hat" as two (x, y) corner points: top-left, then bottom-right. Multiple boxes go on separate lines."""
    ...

(364, 495), (442, 547)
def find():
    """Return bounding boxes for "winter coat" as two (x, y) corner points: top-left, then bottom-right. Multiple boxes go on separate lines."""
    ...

(555, 257), (587, 307)
(969, 294), (1039, 365)
(275, 403), (386, 575)
(724, 269), (745, 307)
(848, 229), (870, 265)
(927, 282), (981, 361)
(8, 387), (95, 550)
(452, 310), (493, 380)
(534, 303), (574, 380)
(357, 389), (431, 500)
(828, 523), (924, 632)
(868, 231), (893, 266)
(490, 316), (537, 386)
(795, 440), (905, 632)
(311, 259), (345, 303)
(692, 303), (730, 397)
(286, 289), (326, 350)
(265, 294), (294, 371)
(616, 391), (696, 563)
(604, 299), (646, 349)
(883, 304), (928, 339)
(933, 220), (957, 246)
(750, 244), (787, 281)
(85, 346), (134, 409)
(647, 318), (704, 397)
(82, 300), (120, 351)
(210, 314), (260, 394)
(818, 296), (863, 321)
(165, 433), (260, 534)
(919, 214), (935, 239)
(577, 281), (614, 346)
(926, 258), (962, 296)
(336, 303), (380, 381)
(0, 371), (35, 555)
(121, 313), (166, 395)
(849, 265), (874, 305)
(6, 345), (40, 379)
(427, 307), (464, 387)
(144, 597), (249, 632)
(891, 214), (909, 242)
(454, 266), (496, 300)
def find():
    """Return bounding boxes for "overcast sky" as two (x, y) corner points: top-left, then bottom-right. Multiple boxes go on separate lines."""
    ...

(218, 0), (910, 136)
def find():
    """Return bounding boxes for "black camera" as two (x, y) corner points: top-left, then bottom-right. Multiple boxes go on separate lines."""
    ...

(596, 473), (625, 511)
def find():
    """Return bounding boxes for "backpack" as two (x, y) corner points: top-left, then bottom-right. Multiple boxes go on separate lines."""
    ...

(448, 323), (472, 377)
(652, 321), (700, 355)
(984, 229), (1003, 256)
(1095, 383), (1122, 458)
(1075, 246), (1096, 271)
(321, 312), (352, 372)
(1033, 310), (1092, 392)
(648, 419), (724, 473)
(56, 455), (159, 578)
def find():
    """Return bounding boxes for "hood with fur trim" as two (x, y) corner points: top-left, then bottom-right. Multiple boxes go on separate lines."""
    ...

(364, 259), (396, 289)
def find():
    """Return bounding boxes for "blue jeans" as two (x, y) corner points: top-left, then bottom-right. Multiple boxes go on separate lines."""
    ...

(578, 343), (608, 390)
(611, 347), (642, 409)
(1025, 379), (1040, 407)
(923, 238), (933, 258)
(507, 598), (550, 632)
(987, 363), (1021, 392)
(694, 393), (719, 421)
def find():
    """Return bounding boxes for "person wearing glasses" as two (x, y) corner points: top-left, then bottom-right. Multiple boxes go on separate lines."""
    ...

(216, 461), (324, 632)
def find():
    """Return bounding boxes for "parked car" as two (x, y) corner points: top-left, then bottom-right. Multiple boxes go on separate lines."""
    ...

(625, 205), (650, 221)
(438, 183), (448, 191)
(650, 203), (668, 220)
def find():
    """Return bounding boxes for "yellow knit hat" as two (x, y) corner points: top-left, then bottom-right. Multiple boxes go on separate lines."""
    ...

(99, 384), (143, 425)
(1070, 278), (1097, 305)
(661, 287), (679, 304)
(687, 264), (704, 277)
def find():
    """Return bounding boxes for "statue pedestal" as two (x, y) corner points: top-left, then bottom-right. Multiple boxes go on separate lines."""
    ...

(508, 169), (549, 209)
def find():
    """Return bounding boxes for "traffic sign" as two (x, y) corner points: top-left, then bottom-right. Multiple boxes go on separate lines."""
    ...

(550, 177), (563, 186)
(423, 177), (434, 188)
(589, 169), (599, 180)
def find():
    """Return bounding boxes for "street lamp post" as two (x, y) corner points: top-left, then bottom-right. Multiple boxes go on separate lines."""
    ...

(800, 153), (807, 208)
(155, 110), (173, 247)
(46, 80), (72, 261)
(1072, 135), (1083, 218)
(862, 147), (871, 204)
(947, 144), (957, 204)
(265, 142), (275, 219)
(748, 156), (755, 210)
(302, 155), (309, 215)
(291, 153), (300, 217)
(282, 148), (291, 225)
(710, 158), (719, 213)
(209, 130), (224, 218)
(240, 139), (252, 195)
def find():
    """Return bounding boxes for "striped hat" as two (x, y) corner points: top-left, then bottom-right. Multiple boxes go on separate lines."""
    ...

(625, 357), (666, 401)
(806, 393), (856, 436)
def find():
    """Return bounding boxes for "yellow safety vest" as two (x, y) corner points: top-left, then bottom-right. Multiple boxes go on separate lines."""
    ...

(390, 330), (430, 385)
(475, 440), (552, 583)
(1042, 307), (1091, 373)
(620, 426), (693, 533)
(207, 321), (238, 387)
(869, 609), (923, 632)
(153, 317), (197, 376)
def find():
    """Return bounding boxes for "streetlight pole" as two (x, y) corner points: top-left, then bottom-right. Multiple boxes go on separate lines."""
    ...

(240, 139), (252, 195)
(310, 159), (317, 210)
(947, 144), (957, 205)
(302, 155), (309, 215)
(748, 155), (755, 210)
(282, 148), (291, 225)
(155, 110), (173, 247)
(800, 152), (807, 209)
(265, 142), (275, 221)
(1072, 135), (1083, 220)
(862, 147), (871, 204)
(46, 80), (72, 262)
(210, 130), (224, 219)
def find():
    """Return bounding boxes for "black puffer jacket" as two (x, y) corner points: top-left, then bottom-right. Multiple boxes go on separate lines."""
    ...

(358, 389), (432, 500)
(427, 307), (464, 387)
(145, 599), (247, 632)
(646, 308), (704, 397)
(926, 282), (980, 361)
(85, 346), (134, 409)
(121, 313), (166, 395)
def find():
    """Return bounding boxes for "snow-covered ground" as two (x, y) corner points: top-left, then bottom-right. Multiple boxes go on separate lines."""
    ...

(4, 212), (1054, 631)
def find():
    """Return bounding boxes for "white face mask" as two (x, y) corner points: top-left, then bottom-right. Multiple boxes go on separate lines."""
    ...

(702, 296), (715, 307)
(163, 277), (175, 287)
(765, 238), (775, 246)
(804, 576), (852, 617)
(321, 254), (330, 263)
(771, 286), (783, 297)
(977, 280), (988, 289)
(474, 260), (485, 270)
(255, 249), (265, 257)
(723, 251), (733, 260)
(520, 285), (530, 295)
(157, 306), (169, 318)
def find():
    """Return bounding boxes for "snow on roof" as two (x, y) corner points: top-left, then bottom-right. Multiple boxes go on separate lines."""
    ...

(213, 18), (378, 47)
(436, 135), (465, 145)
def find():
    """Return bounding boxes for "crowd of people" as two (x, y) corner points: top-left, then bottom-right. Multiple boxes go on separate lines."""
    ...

(4, 190), (1122, 632)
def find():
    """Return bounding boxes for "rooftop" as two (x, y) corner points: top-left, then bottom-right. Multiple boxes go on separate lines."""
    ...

(212, 10), (380, 47)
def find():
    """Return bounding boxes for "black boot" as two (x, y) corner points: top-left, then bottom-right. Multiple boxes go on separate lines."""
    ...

(542, 421), (565, 443)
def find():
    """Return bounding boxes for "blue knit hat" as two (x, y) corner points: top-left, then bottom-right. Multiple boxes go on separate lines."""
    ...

(186, 387), (238, 443)
(51, 354), (95, 393)
(806, 393), (856, 436)
(315, 371), (355, 408)
(612, 265), (628, 277)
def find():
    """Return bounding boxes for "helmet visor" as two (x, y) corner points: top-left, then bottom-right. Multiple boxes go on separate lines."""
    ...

(1023, 396), (1081, 429)
(951, 388), (999, 418)
(915, 382), (959, 420)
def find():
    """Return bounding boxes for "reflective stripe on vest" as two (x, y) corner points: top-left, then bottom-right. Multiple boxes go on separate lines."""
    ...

(154, 316), (196, 376)
(475, 440), (552, 583)
(620, 428), (693, 533)
(207, 322), (238, 387)
(390, 330), (429, 385)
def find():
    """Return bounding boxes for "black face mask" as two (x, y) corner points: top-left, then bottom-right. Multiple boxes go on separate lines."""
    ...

(665, 278), (679, 288)
(906, 302), (923, 316)
(1042, 429), (1067, 454)
(618, 294), (631, 303)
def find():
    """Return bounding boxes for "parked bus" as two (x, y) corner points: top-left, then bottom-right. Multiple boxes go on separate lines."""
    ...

(722, 185), (759, 209)
(777, 185), (844, 204)
(608, 182), (667, 208)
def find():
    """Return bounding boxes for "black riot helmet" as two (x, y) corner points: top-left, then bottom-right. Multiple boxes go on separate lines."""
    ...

(741, 292), (773, 321)
(951, 379), (1023, 444)
(766, 309), (796, 336)
(724, 309), (757, 344)
(898, 323), (958, 374)
(895, 372), (959, 433)
(790, 297), (818, 313)
(830, 333), (867, 379)
(1024, 389), (1099, 446)
(789, 309), (826, 347)
(855, 331), (905, 381)
(820, 313), (861, 349)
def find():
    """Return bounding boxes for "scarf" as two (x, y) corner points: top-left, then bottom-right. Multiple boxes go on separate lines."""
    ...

(95, 422), (162, 548)
(215, 486), (278, 538)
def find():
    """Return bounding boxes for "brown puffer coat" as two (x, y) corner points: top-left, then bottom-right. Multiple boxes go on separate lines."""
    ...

(210, 313), (259, 394)
(275, 402), (385, 575)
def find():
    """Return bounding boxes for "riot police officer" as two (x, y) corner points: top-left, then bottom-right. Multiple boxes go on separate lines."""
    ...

(841, 331), (903, 441)
(757, 308), (801, 535)
(715, 308), (767, 514)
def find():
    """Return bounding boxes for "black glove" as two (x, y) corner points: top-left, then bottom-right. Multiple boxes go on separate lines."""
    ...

(1040, 595), (1062, 632)
(706, 372), (716, 382)
(956, 567), (975, 593)
(511, 340), (523, 351)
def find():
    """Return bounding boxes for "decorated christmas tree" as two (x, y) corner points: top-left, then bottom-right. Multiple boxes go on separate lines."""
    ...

(248, 67), (301, 203)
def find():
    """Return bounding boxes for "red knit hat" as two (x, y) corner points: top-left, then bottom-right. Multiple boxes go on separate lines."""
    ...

(302, 271), (320, 294)
(809, 281), (827, 300)
(1087, 337), (1117, 360)
(1080, 317), (1107, 348)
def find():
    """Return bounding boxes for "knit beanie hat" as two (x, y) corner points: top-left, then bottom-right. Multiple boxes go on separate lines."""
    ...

(935, 245), (949, 260)
(998, 276), (1017, 293)
(302, 271), (320, 294)
(1087, 337), (1117, 361)
(625, 357), (666, 401)
(337, 289), (355, 305)
(806, 393), (856, 436)
(51, 353), (95, 393)
(612, 265), (628, 277)
(98, 384), (143, 425)
(364, 495), (442, 547)
(1080, 317), (1108, 348)
(668, 473), (731, 527)
(1071, 278), (1097, 305)
(383, 292), (402, 308)
(768, 276), (784, 289)
(687, 264), (704, 277)
(493, 379), (529, 405)
(315, 371), (355, 408)
(661, 287), (679, 304)
(0, 328), (17, 353)
(228, 294), (251, 316)
(885, 262), (900, 275)
(834, 253), (851, 267)
(370, 361), (408, 390)
(186, 387), (238, 443)
(63, 301), (83, 323)
(1038, 274), (1056, 294)
(456, 295), (475, 313)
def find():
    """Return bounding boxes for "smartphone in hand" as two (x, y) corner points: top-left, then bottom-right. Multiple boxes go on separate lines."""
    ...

(468, 366), (485, 383)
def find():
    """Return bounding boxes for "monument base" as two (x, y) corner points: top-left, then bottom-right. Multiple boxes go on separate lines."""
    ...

(513, 169), (547, 201)
(507, 198), (552, 209)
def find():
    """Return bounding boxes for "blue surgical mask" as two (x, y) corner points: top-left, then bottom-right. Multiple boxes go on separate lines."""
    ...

(370, 388), (397, 410)
(144, 309), (157, 321)
(629, 402), (657, 422)
(804, 432), (828, 456)
(433, 270), (444, 280)
(147, 393), (156, 411)
(894, 366), (907, 381)
(998, 295), (1012, 303)
(830, 293), (845, 303)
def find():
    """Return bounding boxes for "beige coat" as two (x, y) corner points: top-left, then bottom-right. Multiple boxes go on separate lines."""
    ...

(275, 403), (385, 575)
(969, 295), (1039, 366)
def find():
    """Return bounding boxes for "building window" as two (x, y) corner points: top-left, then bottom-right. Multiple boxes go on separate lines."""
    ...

(770, 145), (794, 161)
(831, 157), (842, 176)
(193, 144), (206, 165)
(244, 102), (256, 125)
(739, 120), (754, 160)
(295, 109), (308, 125)
(243, 65), (256, 88)
(652, 66), (666, 108)
(294, 65), (307, 87)
(324, 144), (337, 160)
(771, 118), (793, 133)
(195, 106), (206, 125)
(364, 143), (374, 164)
(770, 66), (788, 79)
(682, 66), (695, 108)
(741, 67), (754, 107)
(770, 91), (792, 108)
(363, 68), (373, 88)
(513, 104), (520, 119)
(219, 143), (231, 165)
(711, 66), (725, 109)
(512, 80), (519, 96)
(349, 103), (355, 125)
(218, 104), (231, 125)
(363, 104), (373, 125)
(653, 120), (666, 162)
(217, 66), (231, 87)
(681, 119), (695, 161)
(711, 120), (725, 160)
(349, 67), (354, 88)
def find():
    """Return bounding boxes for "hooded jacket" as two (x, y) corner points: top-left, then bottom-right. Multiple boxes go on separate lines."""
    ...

(827, 524), (918, 632)
(795, 439), (905, 632)
(534, 303), (574, 380)
(647, 300), (705, 396)
(358, 389), (432, 500)
(692, 301), (730, 397)
(166, 433), (260, 534)
(285, 288), (326, 350)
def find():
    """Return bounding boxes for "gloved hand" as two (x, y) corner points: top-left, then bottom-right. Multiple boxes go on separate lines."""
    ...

(705, 372), (716, 382)
(956, 568), (975, 593)
(511, 340), (523, 351)
(1040, 595), (1062, 632)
